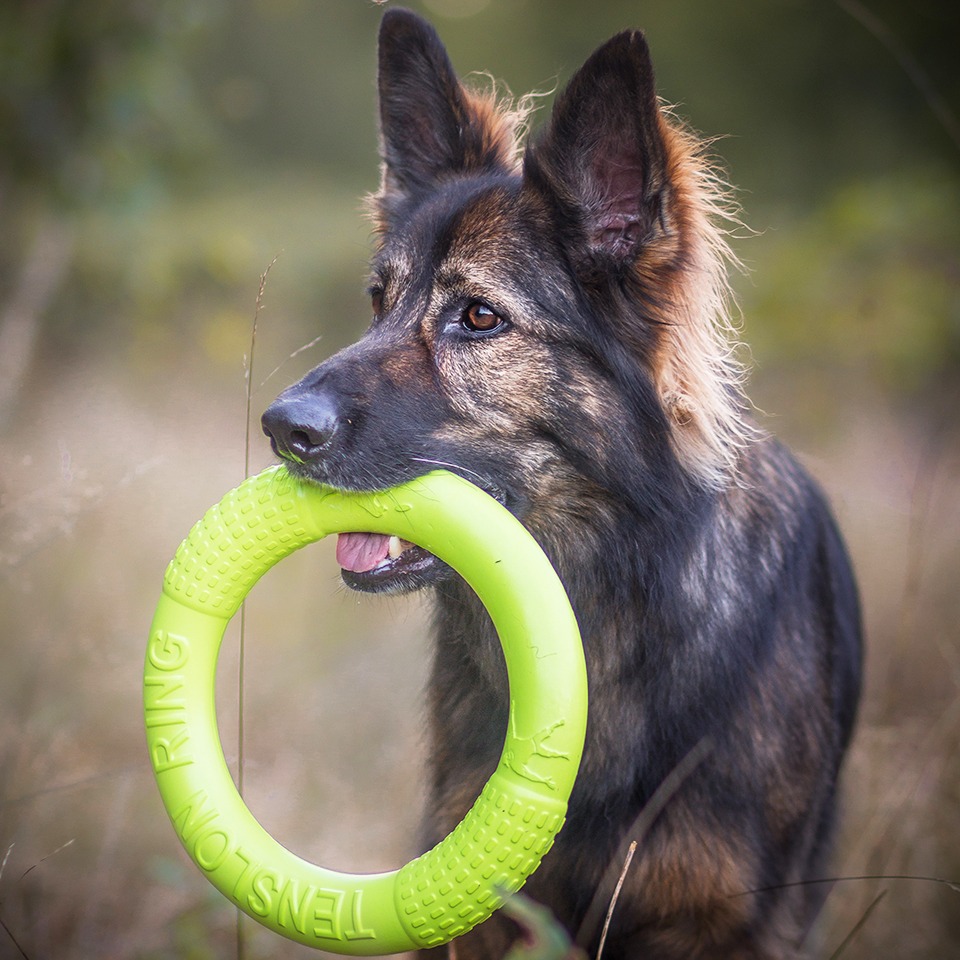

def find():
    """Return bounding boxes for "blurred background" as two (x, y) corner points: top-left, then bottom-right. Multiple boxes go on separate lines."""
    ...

(0, 0), (957, 957)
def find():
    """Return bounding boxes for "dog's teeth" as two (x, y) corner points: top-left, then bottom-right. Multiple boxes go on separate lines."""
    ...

(388, 536), (405, 560)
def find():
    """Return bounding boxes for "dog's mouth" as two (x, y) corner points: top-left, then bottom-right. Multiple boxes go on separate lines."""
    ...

(282, 462), (508, 593)
(332, 474), (510, 594)
(335, 531), (445, 594)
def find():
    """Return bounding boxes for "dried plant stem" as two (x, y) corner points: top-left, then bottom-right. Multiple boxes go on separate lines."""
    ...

(595, 841), (637, 960)
(732, 872), (960, 899)
(258, 333), (324, 391)
(827, 889), (888, 960)
(239, 256), (278, 794)
(0, 219), (74, 425)
(835, 0), (960, 154)
(0, 914), (30, 960)
(575, 739), (711, 950)
(236, 256), (279, 960)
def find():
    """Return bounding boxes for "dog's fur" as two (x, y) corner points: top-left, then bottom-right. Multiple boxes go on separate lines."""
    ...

(262, 10), (862, 959)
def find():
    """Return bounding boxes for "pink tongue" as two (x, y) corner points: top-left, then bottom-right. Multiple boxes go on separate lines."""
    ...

(336, 532), (391, 573)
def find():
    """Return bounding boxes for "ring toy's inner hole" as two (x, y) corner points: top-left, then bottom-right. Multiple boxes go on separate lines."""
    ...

(145, 465), (587, 956)
(224, 553), (425, 867)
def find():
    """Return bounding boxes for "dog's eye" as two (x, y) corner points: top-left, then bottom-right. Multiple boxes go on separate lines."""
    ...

(462, 302), (504, 335)
(370, 288), (384, 317)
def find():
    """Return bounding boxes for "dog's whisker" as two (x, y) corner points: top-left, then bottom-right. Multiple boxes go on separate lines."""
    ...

(411, 456), (490, 486)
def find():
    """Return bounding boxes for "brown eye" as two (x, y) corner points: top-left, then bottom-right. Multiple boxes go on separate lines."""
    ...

(370, 288), (384, 317)
(462, 302), (503, 334)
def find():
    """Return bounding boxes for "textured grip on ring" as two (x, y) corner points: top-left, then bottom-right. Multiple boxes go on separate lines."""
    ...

(162, 466), (319, 617)
(395, 772), (566, 948)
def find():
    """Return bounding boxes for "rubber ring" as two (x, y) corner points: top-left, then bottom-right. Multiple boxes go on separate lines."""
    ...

(144, 465), (587, 954)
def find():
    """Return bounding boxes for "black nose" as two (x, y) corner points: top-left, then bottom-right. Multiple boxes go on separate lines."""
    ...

(261, 391), (343, 465)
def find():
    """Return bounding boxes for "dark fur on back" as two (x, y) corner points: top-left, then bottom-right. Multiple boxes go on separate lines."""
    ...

(262, 10), (862, 958)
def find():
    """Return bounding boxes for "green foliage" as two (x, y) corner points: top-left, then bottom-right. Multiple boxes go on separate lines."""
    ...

(2, 0), (958, 380)
(0, 0), (223, 207)
(741, 167), (960, 394)
(500, 892), (586, 960)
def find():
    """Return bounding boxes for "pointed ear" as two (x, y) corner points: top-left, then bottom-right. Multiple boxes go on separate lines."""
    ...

(376, 9), (515, 207)
(524, 30), (669, 269)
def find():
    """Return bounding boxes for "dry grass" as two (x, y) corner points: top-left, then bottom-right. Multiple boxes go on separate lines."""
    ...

(0, 343), (957, 958)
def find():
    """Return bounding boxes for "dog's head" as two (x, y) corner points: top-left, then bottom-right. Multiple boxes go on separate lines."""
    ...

(262, 9), (751, 593)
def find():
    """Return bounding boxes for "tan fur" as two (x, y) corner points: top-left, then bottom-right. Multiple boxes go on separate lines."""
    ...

(458, 79), (531, 175)
(646, 109), (761, 488)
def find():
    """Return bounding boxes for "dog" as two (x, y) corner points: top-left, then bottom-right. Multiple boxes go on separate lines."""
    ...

(261, 9), (862, 959)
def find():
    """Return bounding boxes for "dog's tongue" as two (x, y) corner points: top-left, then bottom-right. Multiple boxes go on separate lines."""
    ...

(336, 532), (390, 573)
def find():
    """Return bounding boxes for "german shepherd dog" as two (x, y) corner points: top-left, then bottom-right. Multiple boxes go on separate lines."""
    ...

(261, 9), (862, 959)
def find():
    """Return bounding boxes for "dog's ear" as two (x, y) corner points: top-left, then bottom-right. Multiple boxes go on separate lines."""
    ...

(376, 9), (515, 208)
(525, 30), (669, 271)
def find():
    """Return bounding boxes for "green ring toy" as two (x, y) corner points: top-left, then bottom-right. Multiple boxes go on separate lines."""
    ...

(144, 465), (587, 955)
